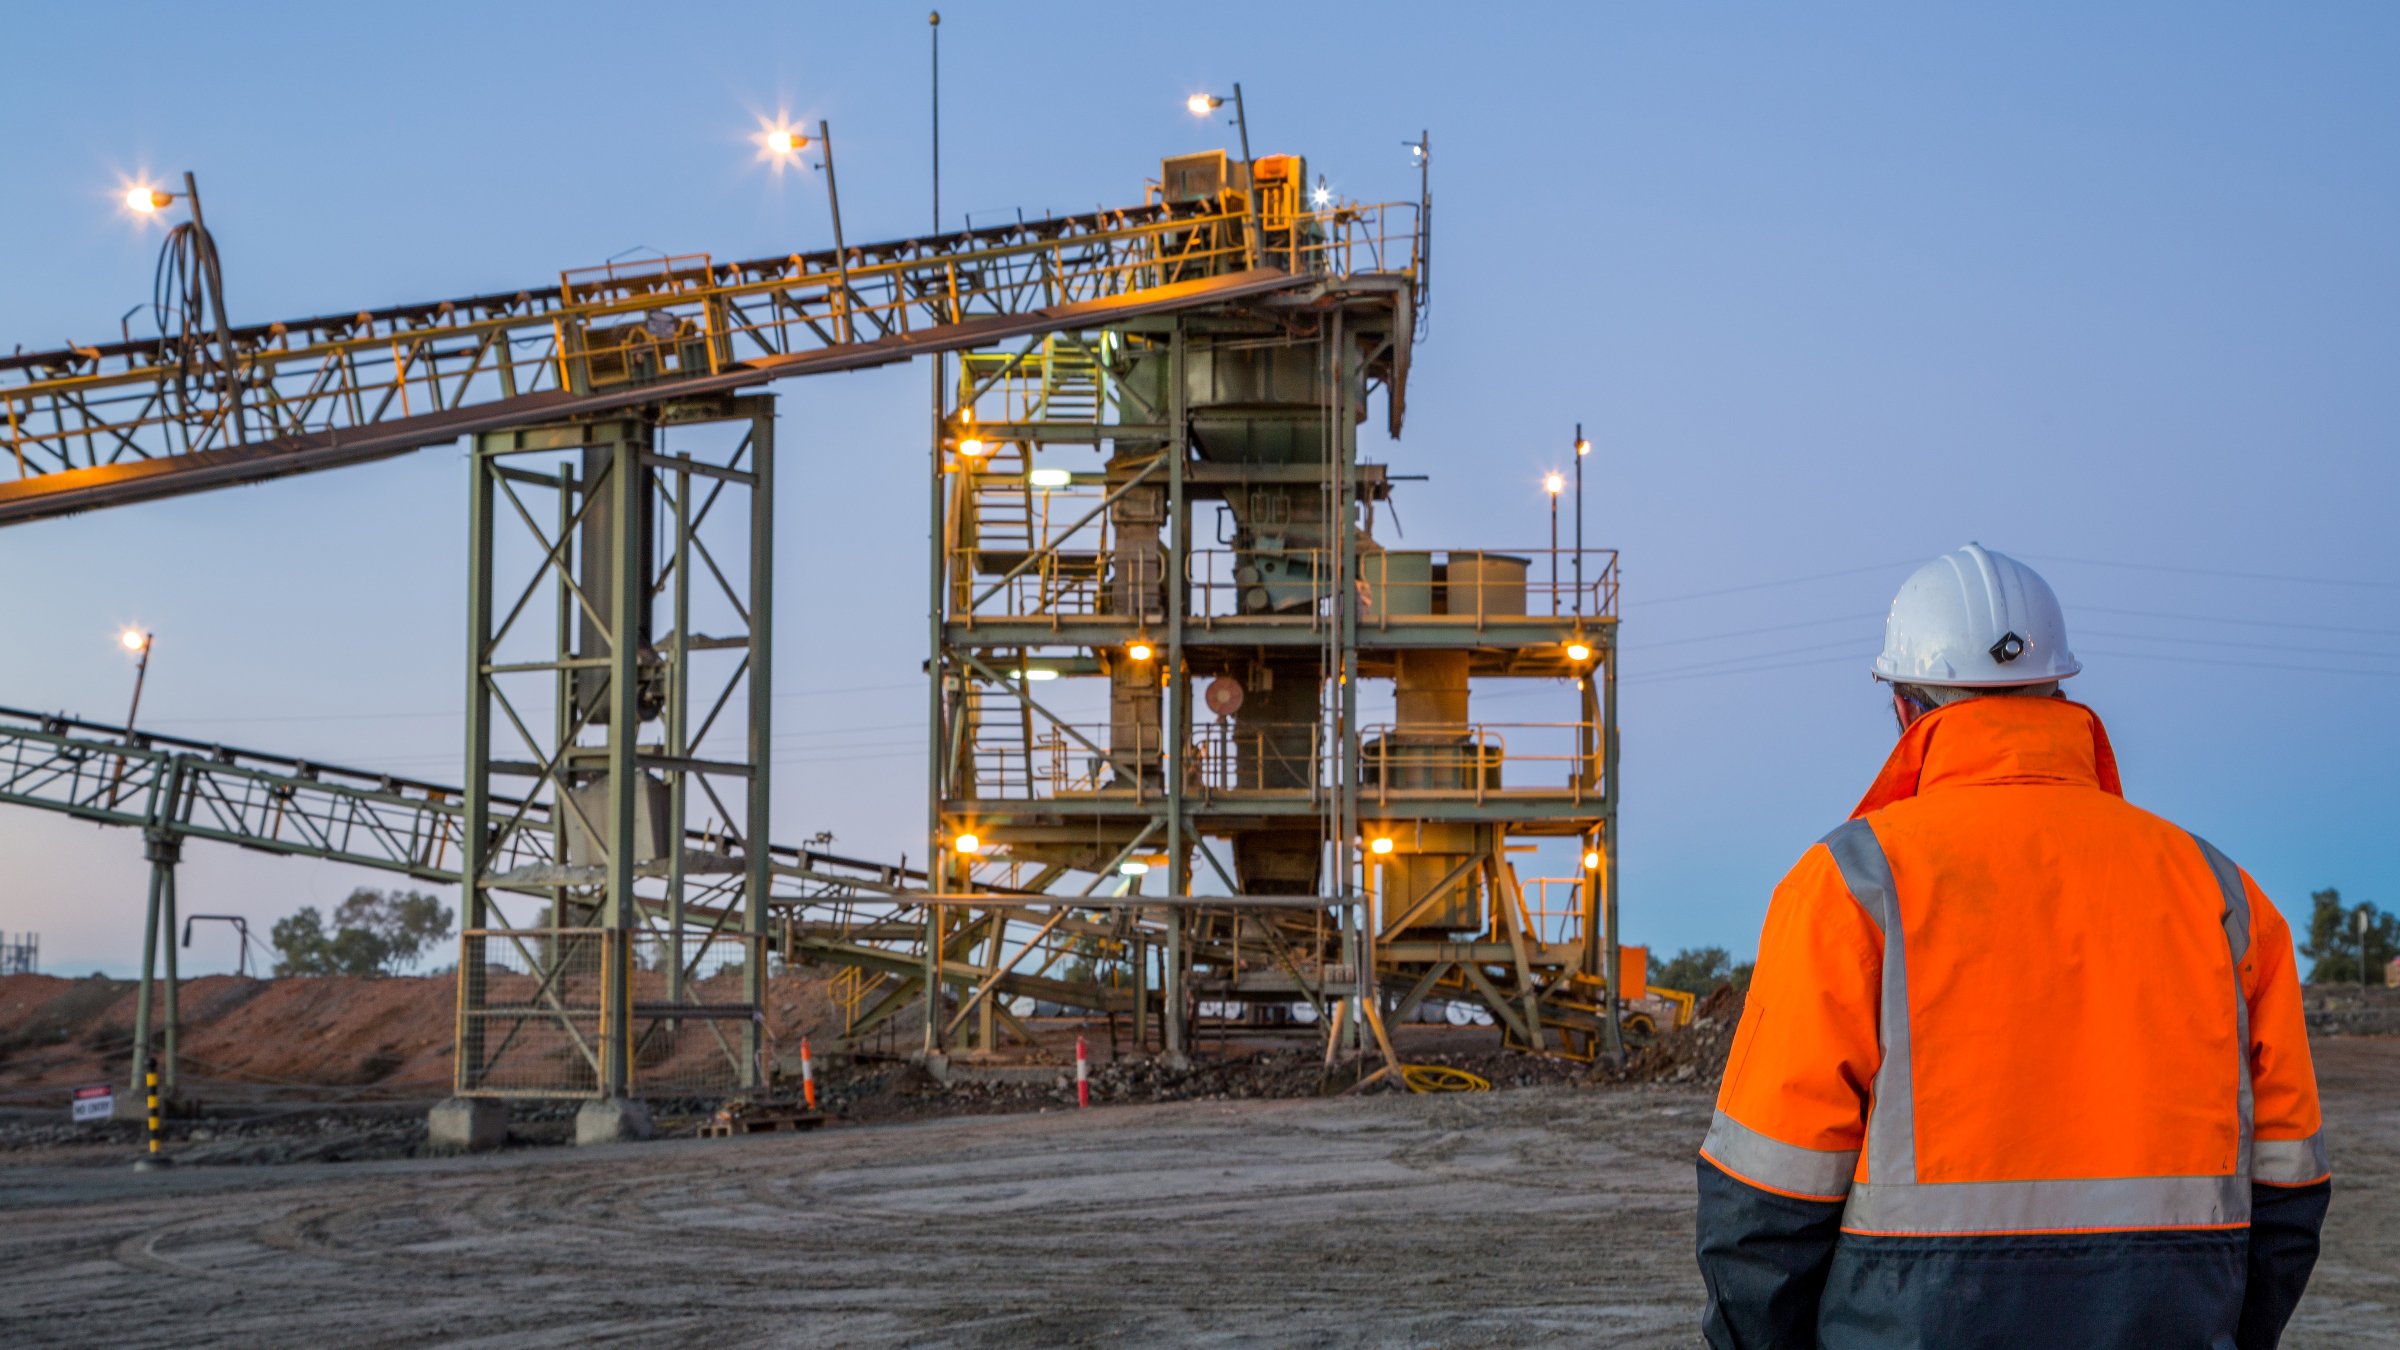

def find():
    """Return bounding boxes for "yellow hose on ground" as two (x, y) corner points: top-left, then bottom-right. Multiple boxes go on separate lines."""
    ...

(1400, 1064), (1492, 1094)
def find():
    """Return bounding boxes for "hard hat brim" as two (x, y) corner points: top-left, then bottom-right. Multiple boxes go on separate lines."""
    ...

(1871, 657), (2083, 688)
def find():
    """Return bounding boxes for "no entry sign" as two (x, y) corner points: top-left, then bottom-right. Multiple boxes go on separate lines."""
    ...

(71, 1084), (113, 1124)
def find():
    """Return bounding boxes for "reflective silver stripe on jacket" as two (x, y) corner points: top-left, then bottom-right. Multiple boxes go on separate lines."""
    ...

(1843, 1174), (2249, 1235)
(1702, 1108), (1858, 1199)
(2188, 831), (2256, 1187)
(1822, 820), (1915, 1186)
(2253, 1134), (2331, 1185)
(1811, 822), (2261, 1232)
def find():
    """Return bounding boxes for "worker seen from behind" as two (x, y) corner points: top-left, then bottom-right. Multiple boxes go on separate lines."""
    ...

(1695, 544), (2329, 1348)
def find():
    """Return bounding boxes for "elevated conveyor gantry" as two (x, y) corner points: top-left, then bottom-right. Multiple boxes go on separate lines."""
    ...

(0, 196), (1413, 523)
(3, 158), (1455, 1099)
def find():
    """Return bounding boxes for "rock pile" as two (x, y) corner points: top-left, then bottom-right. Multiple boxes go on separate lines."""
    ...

(1606, 985), (1745, 1088)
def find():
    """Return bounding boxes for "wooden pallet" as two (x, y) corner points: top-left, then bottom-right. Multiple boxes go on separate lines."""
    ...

(699, 1109), (826, 1138)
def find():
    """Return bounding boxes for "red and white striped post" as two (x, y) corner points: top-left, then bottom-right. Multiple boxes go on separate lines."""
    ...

(800, 1037), (818, 1112)
(1075, 1034), (1090, 1109)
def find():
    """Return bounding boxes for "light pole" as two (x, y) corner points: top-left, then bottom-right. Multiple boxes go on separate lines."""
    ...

(124, 173), (241, 440)
(931, 11), (942, 233)
(183, 914), (253, 978)
(1544, 472), (1565, 615)
(761, 121), (854, 340)
(109, 629), (153, 807)
(1573, 423), (1591, 616)
(121, 628), (154, 733)
(1188, 85), (1262, 268)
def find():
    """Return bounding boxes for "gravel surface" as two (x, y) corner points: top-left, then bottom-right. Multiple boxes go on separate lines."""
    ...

(0, 1037), (2390, 1348)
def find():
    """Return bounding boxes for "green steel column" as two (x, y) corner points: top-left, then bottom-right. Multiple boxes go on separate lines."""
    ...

(1163, 322), (1190, 1068)
(1601, 639), (1624, 1058)
(1334, 312), (1366, 1048)
(744, 400), (776, 1083)
(923, 354), (947, 1060)
(128, 834), (166, 1095)
(601, 425), (646, 1096)
(549, 460), (576, 939)
(458, 435), (498, 1092)
(667, 449), (692, 1013)
(159, 845), (180, 1095)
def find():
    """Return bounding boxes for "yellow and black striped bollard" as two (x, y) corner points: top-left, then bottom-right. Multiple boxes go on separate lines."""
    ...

(133, 1058), (172, 1171)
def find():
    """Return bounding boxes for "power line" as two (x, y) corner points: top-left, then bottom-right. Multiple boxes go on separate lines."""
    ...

(2078, 628), (2400, 664)
(1623, 652), (1870, 687)
(2023, 553), (2400, 592)
(2078, 604), (2400, 639)
(1638, 560), (1917, 608)
(1627, 612), (1883, 652)
(1630, 637), (1875, 680)
(2076, 648), (2399, 679)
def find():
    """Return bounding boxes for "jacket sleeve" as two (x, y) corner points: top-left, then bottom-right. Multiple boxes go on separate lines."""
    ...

(1698, 1156), (1845, 1349)
(2236, 875), (2330, 1349)
(1696, 842), (1885, 1348)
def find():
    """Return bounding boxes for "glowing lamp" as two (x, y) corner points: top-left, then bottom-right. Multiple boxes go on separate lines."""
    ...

(954, 832), (981, 855)
(1369, 836), (1395, 856)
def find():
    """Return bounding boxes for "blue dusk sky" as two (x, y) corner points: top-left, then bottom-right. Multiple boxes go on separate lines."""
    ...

(1, 2), (2393, 976)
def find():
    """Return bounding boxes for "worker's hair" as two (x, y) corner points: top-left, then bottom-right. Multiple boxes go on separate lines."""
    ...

(1891, 681), (2062, 712)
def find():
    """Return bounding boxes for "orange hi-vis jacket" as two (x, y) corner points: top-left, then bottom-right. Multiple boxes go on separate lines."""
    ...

(1696, 696), (2328, 1348)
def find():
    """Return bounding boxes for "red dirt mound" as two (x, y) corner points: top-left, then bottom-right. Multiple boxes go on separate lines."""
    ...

(0, 969), (841, 1101)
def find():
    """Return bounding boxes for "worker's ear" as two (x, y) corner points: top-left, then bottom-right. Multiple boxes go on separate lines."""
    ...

(1890, 689), (1925, 735)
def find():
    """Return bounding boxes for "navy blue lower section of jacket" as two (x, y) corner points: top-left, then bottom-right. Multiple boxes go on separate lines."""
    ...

(1696, 1157), (2329, 1350)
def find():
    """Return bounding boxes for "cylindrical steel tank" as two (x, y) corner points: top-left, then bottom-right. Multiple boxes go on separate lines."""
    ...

(1444, 551), (1529, 619)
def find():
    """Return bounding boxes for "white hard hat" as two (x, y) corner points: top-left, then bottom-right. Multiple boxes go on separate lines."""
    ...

(1872, 543), (2081, 687)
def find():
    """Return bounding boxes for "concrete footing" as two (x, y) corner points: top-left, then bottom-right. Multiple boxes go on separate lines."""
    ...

(427, 1097), (509, 1152)
(574, 1097), (654, 1146)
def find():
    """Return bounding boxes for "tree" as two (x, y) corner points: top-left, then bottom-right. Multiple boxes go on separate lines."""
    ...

(271, 888), (455, 976)
(2298, 888), (2398, 986)
(1651, 946), (1754, 996)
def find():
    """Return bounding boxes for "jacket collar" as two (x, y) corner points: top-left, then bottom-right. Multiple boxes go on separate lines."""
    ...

(1851, 695), (2123, 818)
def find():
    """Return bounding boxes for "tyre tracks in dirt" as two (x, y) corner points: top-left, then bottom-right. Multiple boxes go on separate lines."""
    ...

(7, 1049), (2394, 1348)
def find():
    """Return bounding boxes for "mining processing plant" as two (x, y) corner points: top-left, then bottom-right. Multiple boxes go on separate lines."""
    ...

(0, 136), (1635, 1123)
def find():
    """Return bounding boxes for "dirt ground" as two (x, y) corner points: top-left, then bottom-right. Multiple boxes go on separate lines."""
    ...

(0, 1038), (2391, 1349)
(0, 972), (838, 1106)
